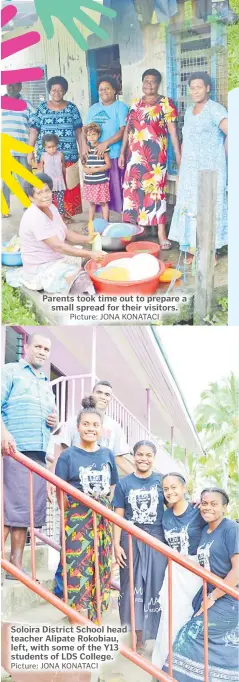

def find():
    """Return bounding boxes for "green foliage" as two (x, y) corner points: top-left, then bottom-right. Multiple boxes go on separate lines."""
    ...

(228, 0), (239, 90)
(217, 297), (228, 312)
(2, 280), (38, 325)
(165, 374), (239, 519)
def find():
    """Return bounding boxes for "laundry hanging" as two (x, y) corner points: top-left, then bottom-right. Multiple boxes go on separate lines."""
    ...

(195, 0), (212, 20)
(133, 0), (155, 24)
(153, 0), (178, 22)
(98, 0), (144, 64)
(134, 0), (178, 23)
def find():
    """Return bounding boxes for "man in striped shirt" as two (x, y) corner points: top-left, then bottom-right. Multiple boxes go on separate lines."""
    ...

(1, 334), (58, 576)
(2, 83), (35, 217)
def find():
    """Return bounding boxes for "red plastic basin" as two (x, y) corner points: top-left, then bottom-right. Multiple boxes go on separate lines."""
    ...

(85, 252), (165, 295)
(126, 241), (160, 257)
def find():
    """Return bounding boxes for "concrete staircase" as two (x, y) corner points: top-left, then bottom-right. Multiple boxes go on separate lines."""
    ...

(1, 546), (152, 682)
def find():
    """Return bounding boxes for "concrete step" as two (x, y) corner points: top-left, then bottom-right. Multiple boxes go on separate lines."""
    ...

(5, 545), (48, 573)
(1, 568), (54, 619)
(4, 599), (66, 625)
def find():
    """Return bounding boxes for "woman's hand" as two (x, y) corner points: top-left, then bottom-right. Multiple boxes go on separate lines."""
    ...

(80, 143), (90, 162)
(80, 234), (96, 244)
(92, 252), (105, 264)
(114, 545), (127, 568)
(27, 152), (35, 166)
(194, 597), (215, 617)
(95, 141), (108, 158)
(118, 153), (125, 170)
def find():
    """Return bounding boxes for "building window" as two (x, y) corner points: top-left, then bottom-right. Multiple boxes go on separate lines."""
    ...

(5, 327), (27, 364)
(166, 22), (227, 174)
(21, 65), (48, 107)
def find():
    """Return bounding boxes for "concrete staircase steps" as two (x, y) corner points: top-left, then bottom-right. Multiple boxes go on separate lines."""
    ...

(2, 568), (54, 619)
(4, 545), (49, 573)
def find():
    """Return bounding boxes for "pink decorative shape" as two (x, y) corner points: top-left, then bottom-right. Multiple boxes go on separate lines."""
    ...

(1, 31), (41, 60)
(1, 5), (43, 113)
(1, 4), (17, 27)
(1, 95), (27, 111)
(2, 67), (44, 85)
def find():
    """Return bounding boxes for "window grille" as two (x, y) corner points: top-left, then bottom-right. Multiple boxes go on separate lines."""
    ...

(5, 327), (26, 363)
(21, 65), (48, 107)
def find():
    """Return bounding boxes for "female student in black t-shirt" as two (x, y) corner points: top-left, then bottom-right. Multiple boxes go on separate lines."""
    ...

(152, 472), (206, 670)
(55, 396), (118, 620)
(113, 440), (167, 652)
(163, 487), (239, 682)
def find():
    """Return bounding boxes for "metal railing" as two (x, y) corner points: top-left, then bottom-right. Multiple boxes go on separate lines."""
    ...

(50, 373), (157, 450)
(2, 449), (238, 682)
(46, 373), (165, 543)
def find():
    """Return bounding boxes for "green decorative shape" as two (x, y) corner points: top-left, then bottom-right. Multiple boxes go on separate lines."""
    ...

(34, 0), (117, 51)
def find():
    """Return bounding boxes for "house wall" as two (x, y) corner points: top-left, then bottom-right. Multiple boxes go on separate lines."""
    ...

(3, 20), (167, 116)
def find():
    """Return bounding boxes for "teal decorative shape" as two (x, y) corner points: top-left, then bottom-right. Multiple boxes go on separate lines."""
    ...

(34, 0), (117, 51)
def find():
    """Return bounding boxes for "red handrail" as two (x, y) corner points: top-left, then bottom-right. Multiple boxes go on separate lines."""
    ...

(2, 451), (238, 596)
(1, 449), (238, 682)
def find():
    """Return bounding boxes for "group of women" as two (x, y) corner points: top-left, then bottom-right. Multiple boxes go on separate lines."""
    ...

(55, 397), (238, 682)
(25, 67), (227, 260)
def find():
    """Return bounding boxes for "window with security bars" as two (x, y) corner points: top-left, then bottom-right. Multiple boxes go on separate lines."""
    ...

(5, 326), (27, 363)
(166, 22), (227, 174)
(21, 65), (48, 107)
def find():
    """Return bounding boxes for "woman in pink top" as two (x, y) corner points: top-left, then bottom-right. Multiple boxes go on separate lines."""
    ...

(39, 134), (66, 215)
(16, 173), (104, 294)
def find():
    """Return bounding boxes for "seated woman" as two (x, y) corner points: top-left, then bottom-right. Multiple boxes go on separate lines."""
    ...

(162, 487), (239, 682)
(113, 440), (167, 652)
(13, 173), (103, 294)
(55, 396), (119, 621)
(152, 472), (206, 670)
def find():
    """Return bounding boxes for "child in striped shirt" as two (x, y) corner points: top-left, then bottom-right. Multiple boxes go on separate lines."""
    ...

(82, 123), (111, 222)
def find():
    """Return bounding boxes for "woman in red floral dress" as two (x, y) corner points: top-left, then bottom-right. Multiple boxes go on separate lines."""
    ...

(119, 69), (181, 249)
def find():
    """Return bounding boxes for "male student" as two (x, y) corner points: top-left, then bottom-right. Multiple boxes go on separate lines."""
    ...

(60, 380), (134, 475)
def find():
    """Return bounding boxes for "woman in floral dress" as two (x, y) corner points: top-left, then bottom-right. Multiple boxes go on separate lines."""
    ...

(119, 69), (181, 250)
(28, 76), (83, 220)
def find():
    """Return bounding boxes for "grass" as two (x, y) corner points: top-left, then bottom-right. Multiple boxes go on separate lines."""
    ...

(228, 0), (239, 89)
(2, 279), (39, 325)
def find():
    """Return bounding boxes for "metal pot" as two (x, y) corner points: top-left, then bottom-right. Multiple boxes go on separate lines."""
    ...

(101, 225), (144, 251)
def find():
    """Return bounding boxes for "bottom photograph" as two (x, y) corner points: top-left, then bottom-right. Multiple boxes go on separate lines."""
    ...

(1, 325), (239, 682)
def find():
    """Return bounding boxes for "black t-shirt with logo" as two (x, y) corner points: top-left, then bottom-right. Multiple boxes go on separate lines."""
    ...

(56, 445), (119, 506)
(113, 472), (165, 539)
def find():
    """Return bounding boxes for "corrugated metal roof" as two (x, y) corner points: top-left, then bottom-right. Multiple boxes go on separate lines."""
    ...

(2, 1), (37, 30)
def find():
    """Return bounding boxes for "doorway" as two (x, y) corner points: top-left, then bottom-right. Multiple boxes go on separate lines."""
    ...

(87, 44), (122, 105)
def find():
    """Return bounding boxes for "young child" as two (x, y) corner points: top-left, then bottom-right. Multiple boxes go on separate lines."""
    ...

(82, 123), (111, 222)
(40, 134), (66, 215)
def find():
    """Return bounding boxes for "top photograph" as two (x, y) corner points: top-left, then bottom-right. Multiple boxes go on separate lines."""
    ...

(2, 0), (237, 326)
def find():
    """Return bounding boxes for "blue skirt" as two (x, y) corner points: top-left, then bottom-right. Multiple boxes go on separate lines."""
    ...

(163, 590), (239, 682)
